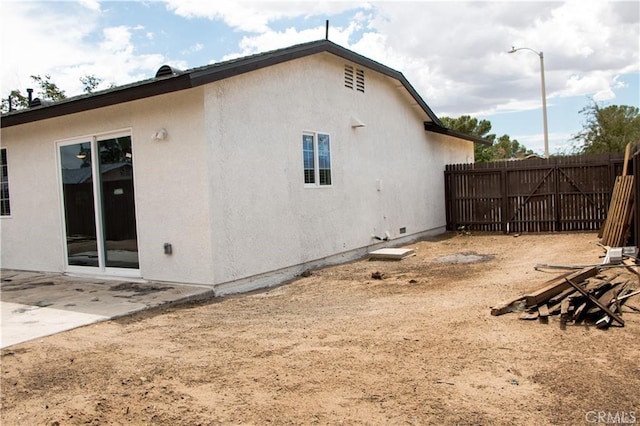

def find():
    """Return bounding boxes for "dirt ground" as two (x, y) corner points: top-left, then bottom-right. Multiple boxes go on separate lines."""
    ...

(2, 232), (639, 425)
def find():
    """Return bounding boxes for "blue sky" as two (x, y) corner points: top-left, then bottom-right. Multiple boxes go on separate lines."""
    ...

(2, 1), (639, 156)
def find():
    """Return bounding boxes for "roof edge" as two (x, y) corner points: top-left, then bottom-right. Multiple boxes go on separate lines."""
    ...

(424, 122), (492, 146)
(2, 39), (442, 128)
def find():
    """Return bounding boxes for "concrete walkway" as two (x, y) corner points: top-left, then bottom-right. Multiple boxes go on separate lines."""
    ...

(0, 270), (215, 348)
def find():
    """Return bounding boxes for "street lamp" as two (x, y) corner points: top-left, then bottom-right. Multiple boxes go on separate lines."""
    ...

(509, 46), (549, 158)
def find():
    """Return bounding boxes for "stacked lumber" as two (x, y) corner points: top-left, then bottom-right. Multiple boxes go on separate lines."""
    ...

(491, 266), (639, 329)
(600, 142), (635, 247)
(600, 175), (634, 247)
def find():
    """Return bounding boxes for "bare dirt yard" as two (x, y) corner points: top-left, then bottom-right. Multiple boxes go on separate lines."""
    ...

(2, 232), (639, 425)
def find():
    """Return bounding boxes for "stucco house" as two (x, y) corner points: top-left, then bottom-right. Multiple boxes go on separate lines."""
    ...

(1, 39), (485, 294)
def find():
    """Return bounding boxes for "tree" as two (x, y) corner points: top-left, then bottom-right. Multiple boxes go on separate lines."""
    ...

(30, 74), (66, 102)
(80, 75), (102, 94)
(1, 74), (105, 113)
(572, 102), (640, 154)
(440, 115), (534, 162)
(1, 74), (68, 113)
(440, 115), (496, 162)
(492, 134), (534, 160)
(0, 89), (29, 112)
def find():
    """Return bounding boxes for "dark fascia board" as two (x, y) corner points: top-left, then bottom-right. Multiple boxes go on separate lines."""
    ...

(1, 74), (192, 128)
(1, 39), (442, 128)
(424, 122), (492, 146)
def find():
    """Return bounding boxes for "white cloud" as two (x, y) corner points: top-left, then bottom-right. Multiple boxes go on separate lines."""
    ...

(165, 0), (365, 33)
(203, 1), (636, 118)
(1, 0), (637, 129)
(78, 0), (101, 12)
(0, 2), (167, 96)
(355, 1), (639, 116)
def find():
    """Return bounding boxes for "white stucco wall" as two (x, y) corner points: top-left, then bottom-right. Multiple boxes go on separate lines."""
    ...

(204, 53), (473, 284)
(0, 89), (215, 284)
(1, 52), (472, 288)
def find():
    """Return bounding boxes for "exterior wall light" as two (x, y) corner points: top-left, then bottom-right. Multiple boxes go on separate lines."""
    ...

(350, 117), (366, 128)
(152, 128), (168, 141)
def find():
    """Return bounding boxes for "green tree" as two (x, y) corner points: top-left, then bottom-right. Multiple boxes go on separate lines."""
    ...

(80, 75), (102, 94)
(572, 102), (640, 154)
(493, 134), (535, 160)
(440, 115), (535, 162)
(0, 89), (29, 112)
(440, 115), (496, 162)
(30, 74), (66, 102)
(1, 74), (69, 112)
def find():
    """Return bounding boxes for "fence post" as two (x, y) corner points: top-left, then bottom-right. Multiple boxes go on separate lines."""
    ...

(501, 169), (508, 233)
(554, 161), (560, 231)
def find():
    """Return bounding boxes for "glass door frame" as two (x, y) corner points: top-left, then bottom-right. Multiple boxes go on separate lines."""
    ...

(56, 129), (141, 278)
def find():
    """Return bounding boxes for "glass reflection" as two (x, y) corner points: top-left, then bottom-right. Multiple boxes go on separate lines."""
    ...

(60, 142), (99, 267)
(98, 136), (139, 269)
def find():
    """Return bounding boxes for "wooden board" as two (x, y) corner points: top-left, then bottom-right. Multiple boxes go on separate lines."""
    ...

(524, 267), (598, 307)
(564, 278), (625, 326)
(601, 175), (634, 247)
(537, 304), (550, 317)
(490, 296), (526, 316)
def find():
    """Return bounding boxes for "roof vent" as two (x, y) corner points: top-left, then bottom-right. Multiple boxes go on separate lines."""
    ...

(155, 65), (182, 78)
(29, 98), (53, 108)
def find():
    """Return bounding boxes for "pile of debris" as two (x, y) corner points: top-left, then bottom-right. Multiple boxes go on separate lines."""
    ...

(493, 143), (640, 329)
(491, 250), (640, 329)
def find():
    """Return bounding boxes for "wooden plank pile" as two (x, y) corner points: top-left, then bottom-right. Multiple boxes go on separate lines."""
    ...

(491, 266), (640, 329)
(600, 175), (634, 247)
(599, 142), (635, 247)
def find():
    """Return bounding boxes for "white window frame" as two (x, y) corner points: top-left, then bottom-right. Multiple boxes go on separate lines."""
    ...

(56, 129), (141, 278)
(302, 131), (332, 188)
(0, 147), (10, 217)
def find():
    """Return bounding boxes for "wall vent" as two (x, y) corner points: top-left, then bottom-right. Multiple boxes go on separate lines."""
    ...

(344, 65), (354, 89)
(356, 69), (365, 93)
(344, 64), (365, 93)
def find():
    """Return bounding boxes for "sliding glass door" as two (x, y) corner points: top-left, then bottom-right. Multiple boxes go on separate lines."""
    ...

(59, 133), (139, 273)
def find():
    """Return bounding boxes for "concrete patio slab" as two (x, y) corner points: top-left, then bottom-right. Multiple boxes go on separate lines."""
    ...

(0, 270), (215, 348)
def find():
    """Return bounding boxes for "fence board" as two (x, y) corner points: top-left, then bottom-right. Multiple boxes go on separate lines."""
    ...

(445, 154), (625, 233)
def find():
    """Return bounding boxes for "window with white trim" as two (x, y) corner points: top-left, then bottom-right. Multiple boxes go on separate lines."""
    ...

(303, 132), (332, 186)
(1, 148), (10, 216)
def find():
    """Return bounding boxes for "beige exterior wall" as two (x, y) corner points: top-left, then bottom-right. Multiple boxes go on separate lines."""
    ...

(1, 52), (472, 289)
(1, 88), (215, 285)
(203, 53), (473, 284)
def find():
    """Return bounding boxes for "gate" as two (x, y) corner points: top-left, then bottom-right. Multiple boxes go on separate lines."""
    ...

(445, 154), (625, 233)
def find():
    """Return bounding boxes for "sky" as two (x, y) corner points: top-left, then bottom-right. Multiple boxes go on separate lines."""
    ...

(1, 0), (639, 156)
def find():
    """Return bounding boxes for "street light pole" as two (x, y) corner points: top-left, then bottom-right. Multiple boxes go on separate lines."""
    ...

(509, 46), (549, 158)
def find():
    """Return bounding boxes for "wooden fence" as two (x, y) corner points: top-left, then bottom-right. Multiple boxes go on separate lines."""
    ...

(444, 154), (626, 233)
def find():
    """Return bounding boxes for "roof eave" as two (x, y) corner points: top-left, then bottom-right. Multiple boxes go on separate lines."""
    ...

(423, 122), (492, 146)
(1, 74), (192, 128)
(1, 39), (442, 129)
